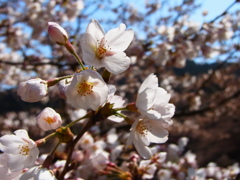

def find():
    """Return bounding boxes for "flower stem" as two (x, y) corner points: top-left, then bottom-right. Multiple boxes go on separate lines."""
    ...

(65, 111), (92, 128)
(47, 75), (73, 87)
(72, 51), (86, 70)
(115, 112), (134, 125)
(64, 40), (85, 70)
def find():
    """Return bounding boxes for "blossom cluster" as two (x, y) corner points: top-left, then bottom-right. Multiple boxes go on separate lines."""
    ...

(0, 19), (176, 179)
(150, 14), (236, 68)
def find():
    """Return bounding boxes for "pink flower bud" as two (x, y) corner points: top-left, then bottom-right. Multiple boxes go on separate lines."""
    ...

(18, 78), (48, 102)
(36, 107), (62, 131)
(47, 22), (68, 45)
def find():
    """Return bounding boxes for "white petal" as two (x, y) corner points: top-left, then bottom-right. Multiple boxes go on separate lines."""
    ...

(126, 132), (133, 146)
(136, 88), (156, 111)
(105, 24), (134, 51)
(75, 95), (88, 109)
(0, 135), (25, 154)
(36, 168), (57, 180)
(145, 109), (161, 119)
(86, 91), (101, 111)
(19, 166), (38, 180)
(154, 88), (170, 105)
(146, 120), (169, 144)
(133, 140), (152, 159)
(86, 19), (105, 43)
(14, 129), (30, 139)
(138, 74), (158, 94)
(8, 154), (27, 171)
(81, 33), (103, 68)
(24, 147), (39, 168)
(108, 116), (124, 123)
(103, 52), (131, 74)
(155, 103), (175, 119)
(135, 130), (149, 146)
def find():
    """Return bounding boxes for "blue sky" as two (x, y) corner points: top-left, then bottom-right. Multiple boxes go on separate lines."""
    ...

(190, 0), (238, 22)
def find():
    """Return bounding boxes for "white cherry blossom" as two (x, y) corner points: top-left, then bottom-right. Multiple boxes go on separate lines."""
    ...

(0, 129), (39, 172)
(127, 118), (169, 159)
(17, 78), (48, 103)
(81, 19), (134, 74)
(36, 107), (62, 131)
(136, 73), (175, 126)
(65, 69), (109, 111)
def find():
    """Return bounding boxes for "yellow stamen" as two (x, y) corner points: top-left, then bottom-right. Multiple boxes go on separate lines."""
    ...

(44, 116), (56, 125)
(18, 145), (30, 156)
(77, 81), (94, 96)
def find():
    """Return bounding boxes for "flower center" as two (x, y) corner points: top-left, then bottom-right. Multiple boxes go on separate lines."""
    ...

(96, 39), (107, 59)
(77, 81), (94, 96)
(44, 116), (56, 125)
(136, 120), (151, 137)
(18, 145), (30, 156)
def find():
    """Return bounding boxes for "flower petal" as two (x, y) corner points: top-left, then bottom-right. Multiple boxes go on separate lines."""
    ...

(145, 109), (161, 119)
(8, 153), (27, 171)
(136, 88), (157, 111)
(154, 88), (170, 105)
(138, 74), (158, 94)
(133, 140), (152, 159)
(86, 19), (105, 43)
(14, 129), (30, 139)
(86, 91), (101, 111)
(105, 24), (134, 51)
(146, 120), (169, 144)
(81, 33), (103, 68)
(0, 135), (25, 154)
(103, 52), (131, 74)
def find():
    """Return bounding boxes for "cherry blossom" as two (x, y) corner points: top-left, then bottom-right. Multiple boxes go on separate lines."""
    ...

(17, 78), (48, 103)
(47, 22), (68, 45)
(81, 19), (134, 74)
(65, 69), (109, 111)
(0, 129), (39, 172)
(136, 73), (175, 126)
(127, 118), (169, 159)
(36, 107), (62, 131)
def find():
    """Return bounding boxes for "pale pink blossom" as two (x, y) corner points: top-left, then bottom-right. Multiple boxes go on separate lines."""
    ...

(36, 107), (62, 131)
(47, 22), (68, 45)
(139, 159), (157, 179)
(18, 78), (48, 103)
(81, 19), (134, 74)
(65, 69), (109, 111)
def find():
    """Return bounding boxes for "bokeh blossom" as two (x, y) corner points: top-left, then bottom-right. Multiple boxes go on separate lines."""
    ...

(19, 166), (57, 180)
